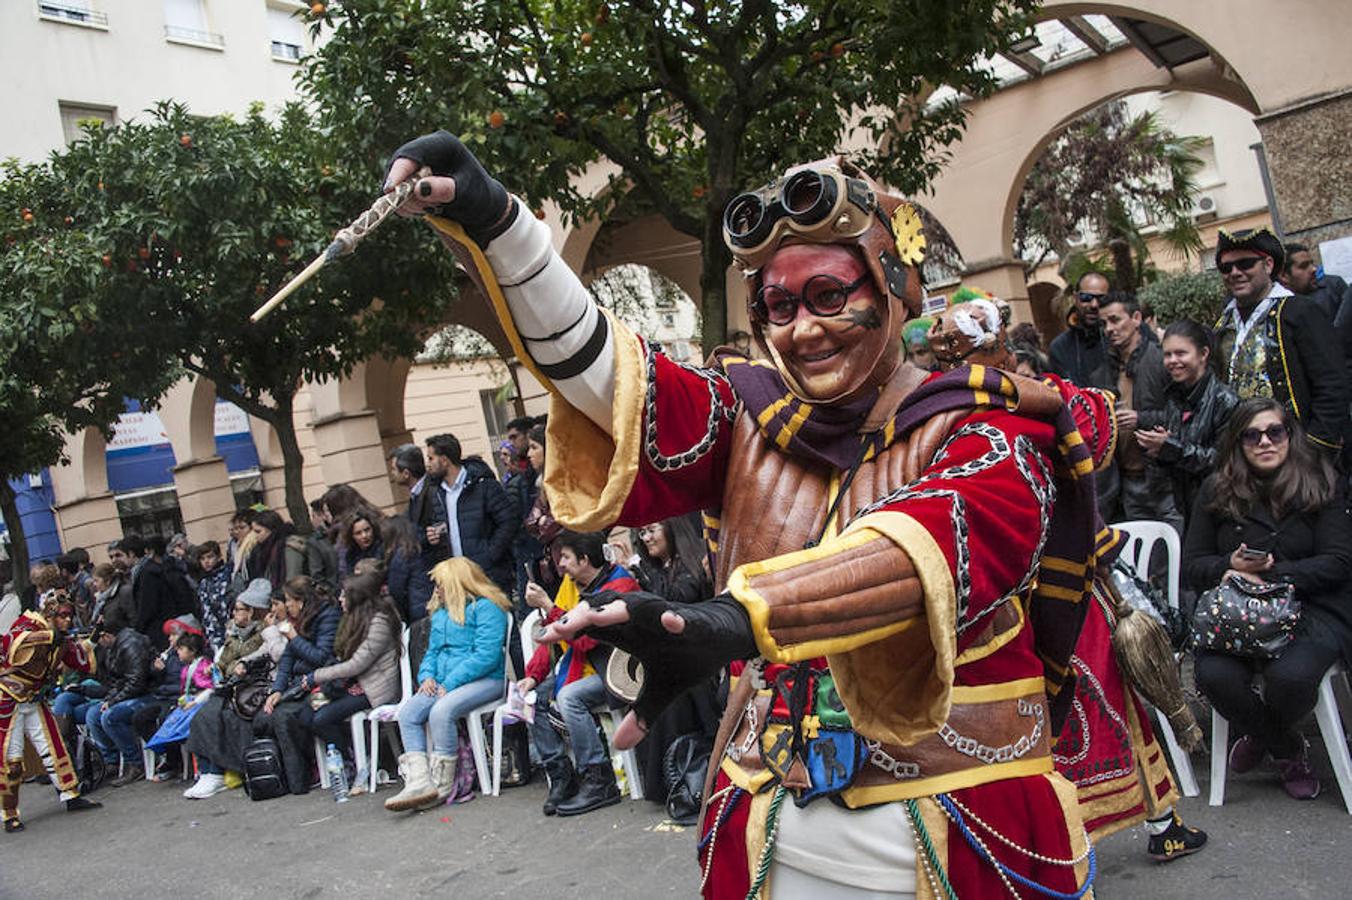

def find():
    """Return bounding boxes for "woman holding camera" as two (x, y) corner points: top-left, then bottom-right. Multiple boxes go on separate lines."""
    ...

(1184, 398), (1352, 800)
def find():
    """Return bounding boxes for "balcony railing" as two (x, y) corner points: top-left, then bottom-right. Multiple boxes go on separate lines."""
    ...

(38, 1), (108, 27)
(165, 24), (224, 47)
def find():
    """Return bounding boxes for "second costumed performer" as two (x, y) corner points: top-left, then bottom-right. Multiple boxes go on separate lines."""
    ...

(386, 133), (1118, 899)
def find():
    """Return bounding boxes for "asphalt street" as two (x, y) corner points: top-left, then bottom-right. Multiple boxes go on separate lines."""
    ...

(2, 748), (1349, 899)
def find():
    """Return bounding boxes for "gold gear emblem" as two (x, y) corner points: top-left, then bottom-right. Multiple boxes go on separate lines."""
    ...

(891, 202), (926, 267)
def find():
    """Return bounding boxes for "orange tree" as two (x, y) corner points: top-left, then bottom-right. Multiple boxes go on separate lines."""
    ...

(299, 0), (1033, 353)
(0, 102), (457, 535)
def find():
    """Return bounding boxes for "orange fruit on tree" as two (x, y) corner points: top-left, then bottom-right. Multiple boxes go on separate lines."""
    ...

(138, 246), (150, 260)
(580, 31), (594, 46)
(488, 110), (506, 129)
(64, 216), (74, 225)
(533, 208), (547, 220)
(21, 209), (33, 223)
(830, 42), (844, 58)
(311, 3), (325, 15)
(179, 134), (192, 148)
(101, 254), (112, 268)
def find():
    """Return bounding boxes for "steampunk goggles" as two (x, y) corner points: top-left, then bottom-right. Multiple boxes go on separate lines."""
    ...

(723, 165), (877, 271)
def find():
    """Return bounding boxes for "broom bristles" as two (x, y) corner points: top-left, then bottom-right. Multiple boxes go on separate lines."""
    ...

(1105, 580), (1204, 752)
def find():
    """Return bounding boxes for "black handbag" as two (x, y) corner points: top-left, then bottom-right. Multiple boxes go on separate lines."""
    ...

(1192, 574), (1301, 659)
(663, 733), (713, 826)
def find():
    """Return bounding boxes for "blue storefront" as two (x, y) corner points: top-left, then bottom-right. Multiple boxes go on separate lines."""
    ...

(0, 399), (262, 563)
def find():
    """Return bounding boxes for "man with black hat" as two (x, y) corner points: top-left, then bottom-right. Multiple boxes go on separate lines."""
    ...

(1214, 227), (1348, 456)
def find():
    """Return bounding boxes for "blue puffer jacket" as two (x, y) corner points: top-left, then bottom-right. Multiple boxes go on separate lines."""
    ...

(272, 602), (341, 693)
(417, 599), (508, 693)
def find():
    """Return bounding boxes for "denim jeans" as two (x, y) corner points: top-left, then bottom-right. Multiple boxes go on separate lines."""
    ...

(86, 696), (157, 763)
(397, 678), (502, 754)
(51, 691), (95, 723)
(530, 673), (614, 769)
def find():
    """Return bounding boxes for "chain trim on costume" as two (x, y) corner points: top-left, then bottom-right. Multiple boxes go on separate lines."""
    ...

(643, 344), (735, 472)
(726, 696), (760, 764)
(863, 738), (922, 780)
(849, 422), (1055, 634)
(937, 697), (1045, 766)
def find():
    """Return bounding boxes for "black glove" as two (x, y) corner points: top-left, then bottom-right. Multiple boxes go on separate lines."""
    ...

(387, 131), (518, 245)
(580, 590), (756, 728)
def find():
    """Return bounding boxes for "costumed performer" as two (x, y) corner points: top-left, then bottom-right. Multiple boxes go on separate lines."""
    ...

(926, 294), (1209, 864)
(384, 132), (1119, 899)
(1, 599), (103, 833)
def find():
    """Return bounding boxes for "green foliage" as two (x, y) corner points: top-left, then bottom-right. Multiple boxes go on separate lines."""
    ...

(0, 101), (459, 525)
(1137, 269), (1228, 328)
(299, 0), (1035, 350)
(1015, 100), (1206, 292)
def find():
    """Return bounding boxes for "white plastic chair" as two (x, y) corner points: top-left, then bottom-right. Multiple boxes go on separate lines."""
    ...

(460, 610), (519, 796)
(491, 609), (541, 795)
(604, 708), (645, 801)
(1209, 661), (1352, 813)
(354, 624), (411, 794)
(1112, 519), (1199, 798)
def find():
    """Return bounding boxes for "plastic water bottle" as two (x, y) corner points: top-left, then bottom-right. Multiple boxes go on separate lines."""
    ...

(325, 744), (349, 803)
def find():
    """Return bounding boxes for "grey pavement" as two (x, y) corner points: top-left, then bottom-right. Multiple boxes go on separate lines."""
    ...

(2, 754), (1349, 899)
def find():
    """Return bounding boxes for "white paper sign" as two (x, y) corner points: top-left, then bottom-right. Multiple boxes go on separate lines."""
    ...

(1318, 235), (1352, 282)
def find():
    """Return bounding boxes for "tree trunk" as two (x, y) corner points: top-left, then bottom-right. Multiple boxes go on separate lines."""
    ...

(1107, 236), (1137, 294)
(252, 393), (312, 535)
(508, 361), (527, 418)
(0, 479), (31, 601)
(699, 217), (732, 357)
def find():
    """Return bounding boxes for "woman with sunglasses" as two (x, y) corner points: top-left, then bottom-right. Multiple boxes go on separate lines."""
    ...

(1184, 398), (1352, 800)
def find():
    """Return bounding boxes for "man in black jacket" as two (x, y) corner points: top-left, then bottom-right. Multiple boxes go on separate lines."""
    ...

(1048, 272), (1112, 388)
(1215, 228), (1348, 457)
(128, 535), (179, 650)
(1101, 293), (1178, 530)
(85, 624), (154, 785)
(423, 433), (519, 593)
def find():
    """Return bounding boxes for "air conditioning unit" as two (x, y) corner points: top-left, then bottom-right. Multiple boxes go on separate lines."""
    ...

(1193, 194), (1218, 222)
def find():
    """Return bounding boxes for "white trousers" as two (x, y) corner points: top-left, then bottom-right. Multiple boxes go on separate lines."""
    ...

(4, 702), (78, 801)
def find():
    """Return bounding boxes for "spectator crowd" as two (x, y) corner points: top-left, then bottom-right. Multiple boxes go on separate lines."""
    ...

(3, 226), (1350, 860)
(2, 413), (717, 823)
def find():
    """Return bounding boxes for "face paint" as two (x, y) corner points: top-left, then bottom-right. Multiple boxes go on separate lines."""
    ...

(761, 244), (889, 401)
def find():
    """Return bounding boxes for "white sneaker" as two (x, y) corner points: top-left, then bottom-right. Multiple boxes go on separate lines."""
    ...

(183, 773), (227, 799)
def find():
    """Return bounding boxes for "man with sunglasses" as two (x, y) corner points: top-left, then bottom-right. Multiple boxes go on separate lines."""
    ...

(1214, 227), (1348, 457)
(383, 133), (1118, 898)
(1048, 272), (1113, 388)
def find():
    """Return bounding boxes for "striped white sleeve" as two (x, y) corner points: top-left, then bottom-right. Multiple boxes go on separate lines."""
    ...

(484, 199), (616, 435)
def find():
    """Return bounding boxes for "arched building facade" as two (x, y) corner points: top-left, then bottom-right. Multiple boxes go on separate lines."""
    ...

(27, 0), (1352, 561)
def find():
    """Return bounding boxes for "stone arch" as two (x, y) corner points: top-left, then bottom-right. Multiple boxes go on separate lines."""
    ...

(157, 373), (219, 466)
(1038, 1), (1349, 113)
(926, 44), (1256, 275)
(48, 427), (120, 561)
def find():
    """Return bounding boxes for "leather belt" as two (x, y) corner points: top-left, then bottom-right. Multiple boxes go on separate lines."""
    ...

(719, 684), (1050, 793)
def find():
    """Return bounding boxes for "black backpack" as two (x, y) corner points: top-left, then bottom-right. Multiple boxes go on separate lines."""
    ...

(242, 737), (289, 801)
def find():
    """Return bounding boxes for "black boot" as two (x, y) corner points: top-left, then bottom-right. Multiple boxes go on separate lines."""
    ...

(542, 759), (578, 816)
(65, 796), (102, 813)
(555, 763), (621, 817)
